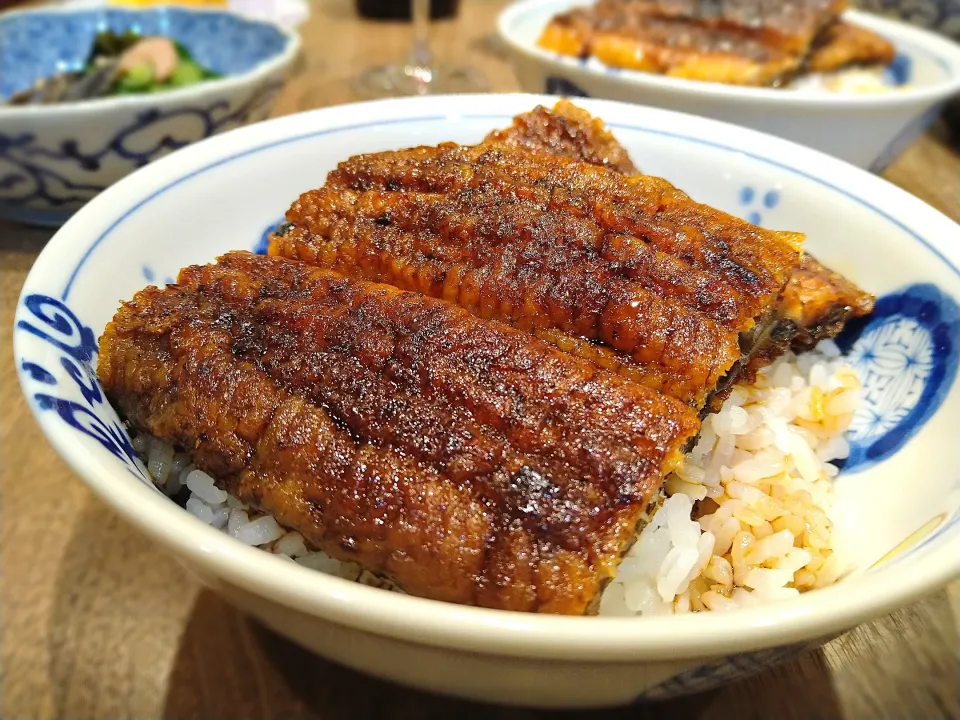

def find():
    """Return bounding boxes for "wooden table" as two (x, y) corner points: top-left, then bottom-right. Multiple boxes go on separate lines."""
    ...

(2, 2), (960, 717)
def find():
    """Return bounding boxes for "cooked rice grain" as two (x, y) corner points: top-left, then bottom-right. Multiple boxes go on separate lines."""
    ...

(600, 341), (859, 616)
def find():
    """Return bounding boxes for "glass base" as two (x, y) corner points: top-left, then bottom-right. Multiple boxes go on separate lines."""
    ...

(354, 63), (488, 98)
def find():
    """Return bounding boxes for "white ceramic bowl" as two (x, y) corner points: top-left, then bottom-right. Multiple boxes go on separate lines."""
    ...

(0, 4), (300, 227)
(14, 94), (960, 709)
(498, 0), (960, 171)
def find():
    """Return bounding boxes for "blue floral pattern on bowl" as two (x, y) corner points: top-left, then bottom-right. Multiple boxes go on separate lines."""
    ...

(17, 294), (150, 484)
(0, 83), (282, 216)
(884, 52), (914, 86)
(739, 185), (781, 225)
(635, 640), (816, 700)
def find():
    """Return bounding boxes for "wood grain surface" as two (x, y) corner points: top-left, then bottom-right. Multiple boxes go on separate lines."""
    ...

(2, 2), (960, 717)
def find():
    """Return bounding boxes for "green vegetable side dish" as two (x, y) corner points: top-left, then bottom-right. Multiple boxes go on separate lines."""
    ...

(8, 31), (221, 105)
(111, 35), (221, 95)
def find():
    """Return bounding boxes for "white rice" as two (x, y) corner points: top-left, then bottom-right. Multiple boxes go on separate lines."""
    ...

(601, 340), (860, 616)
(789, 67), (900, 94)
(139, 339), (861, 615)
(143, 449), (402, 592)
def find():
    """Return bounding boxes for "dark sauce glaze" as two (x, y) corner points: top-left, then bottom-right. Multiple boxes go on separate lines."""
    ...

(273, 141), (801, 407)
(98, 251), (699, 614)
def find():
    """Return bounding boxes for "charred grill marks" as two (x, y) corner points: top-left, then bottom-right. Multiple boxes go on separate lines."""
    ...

(98, 251), (699, 615)
(473, 102), (874, 412)
(272, 141), (801, 407)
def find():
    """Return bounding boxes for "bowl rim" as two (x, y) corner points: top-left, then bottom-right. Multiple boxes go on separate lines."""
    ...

(0, 3), (301, 117)
(14, 93), (960, 663)
(498, 0), (960, 107)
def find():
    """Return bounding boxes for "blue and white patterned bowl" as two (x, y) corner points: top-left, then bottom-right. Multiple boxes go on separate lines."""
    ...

(498, 0), (960, 171)
(0, 4), (300, 227)
(13, 94), (960, 708)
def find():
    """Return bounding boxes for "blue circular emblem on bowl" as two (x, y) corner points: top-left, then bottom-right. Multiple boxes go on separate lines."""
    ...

(835, 283), (960, 473)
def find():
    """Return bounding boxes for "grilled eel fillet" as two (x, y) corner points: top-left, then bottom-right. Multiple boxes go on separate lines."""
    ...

(269, 142), (803, 408)
(583, 0), (847, 55)
(805, 21), (896, 74)
(778, 253), (876, 351)
(485, 98), (638, 175)
(98, 251), (699, 615)
(538, 1), (804, 85)
(484, 102), (875, 402)
(537, 0), (891, 85)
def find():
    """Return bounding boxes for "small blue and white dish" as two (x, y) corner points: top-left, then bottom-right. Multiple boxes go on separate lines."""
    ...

(14, 94), (960, 708)
(0, 4), (300, 227)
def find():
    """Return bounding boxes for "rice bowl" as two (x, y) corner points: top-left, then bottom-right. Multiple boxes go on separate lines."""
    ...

(14, 94), (960, 708)
(497, 0), (960, 170)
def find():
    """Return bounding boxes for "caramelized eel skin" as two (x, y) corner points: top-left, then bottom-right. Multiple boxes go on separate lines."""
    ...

(586, 0), (848, 54)
(271, 142), (802, 407)
(98, 252), (699, 615)
(537, 0), (848, 85)
(537, 0), (892, 86)
(484, 99), (638, 175)
(779, 253), (876, 351)
(805, 21), (896, 74)
(481, 102), (873, 402)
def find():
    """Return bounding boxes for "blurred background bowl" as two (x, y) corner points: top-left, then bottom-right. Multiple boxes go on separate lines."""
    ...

(857, 0), (960, 39)
(857, 0), (960, 142)
(0, 4), (300, 227)
(498, 0), (960, 171)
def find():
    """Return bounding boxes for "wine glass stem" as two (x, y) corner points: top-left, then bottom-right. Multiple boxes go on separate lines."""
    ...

(408, 0), (433, 70)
